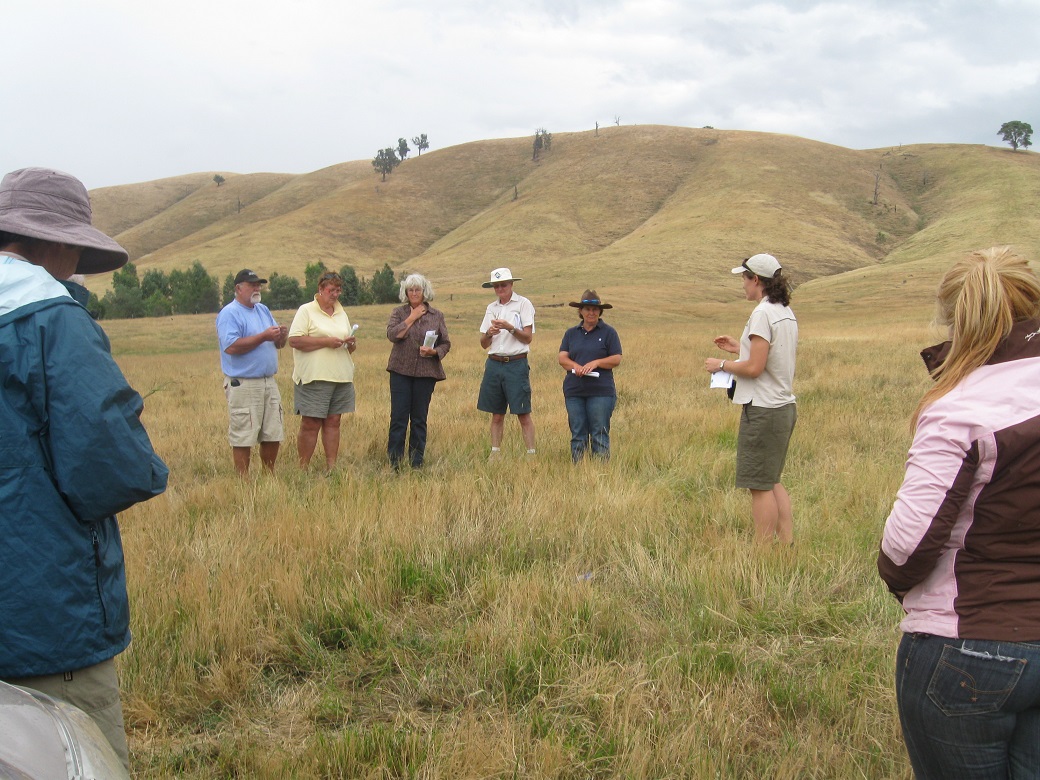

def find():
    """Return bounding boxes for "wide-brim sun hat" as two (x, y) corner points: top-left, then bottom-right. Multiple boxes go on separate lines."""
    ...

(568, 289), (613, 309)
(482, 267), (522, 288)
(732, 253), (781, 278)
(0, 167), (129, 274)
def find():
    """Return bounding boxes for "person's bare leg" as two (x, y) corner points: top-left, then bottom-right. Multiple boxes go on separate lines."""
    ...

(750, 488), (779, 543)
(773, 483), (793, 544)
(297, 417), (322, 466)
(490, 414), (506, 449)
(518, 413), (536, 452)
(232, 446), (251, 477)
(321, 414), (342, 468)
(259, 441), (279, 472)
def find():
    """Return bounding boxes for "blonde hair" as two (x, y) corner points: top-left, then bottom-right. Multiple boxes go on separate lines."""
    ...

(913, 246), (1040, 427)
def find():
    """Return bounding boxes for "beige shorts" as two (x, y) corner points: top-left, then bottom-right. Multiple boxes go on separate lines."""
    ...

(5, 657), (129, 771)
(224, 375), (284, 447)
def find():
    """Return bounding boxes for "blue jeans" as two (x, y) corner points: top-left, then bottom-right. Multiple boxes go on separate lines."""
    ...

(565, 395), (615, 462)
(896, 632), (1040, 779)
(388, 372), (437, 468)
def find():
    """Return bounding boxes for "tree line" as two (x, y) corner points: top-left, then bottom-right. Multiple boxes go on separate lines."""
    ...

(92, 260), (403, 319)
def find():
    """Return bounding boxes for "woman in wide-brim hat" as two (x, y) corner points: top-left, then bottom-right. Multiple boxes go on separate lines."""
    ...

(557, 289), (623, 462)
(0, 167), (128, 275)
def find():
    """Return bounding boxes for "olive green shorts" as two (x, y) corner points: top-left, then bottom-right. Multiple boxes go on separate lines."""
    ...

(735, 402), (796, 490)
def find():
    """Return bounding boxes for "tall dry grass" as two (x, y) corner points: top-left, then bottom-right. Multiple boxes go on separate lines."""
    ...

(100, 293), (933, 778)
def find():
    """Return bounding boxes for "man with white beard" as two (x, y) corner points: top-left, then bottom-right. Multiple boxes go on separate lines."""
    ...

(215, 269), (288, 475)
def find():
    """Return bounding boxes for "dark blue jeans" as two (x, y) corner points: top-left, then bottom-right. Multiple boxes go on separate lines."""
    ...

(388, 372), (437, 468)
(565, 395), (615, 462)
(896, 632), (1040, 779)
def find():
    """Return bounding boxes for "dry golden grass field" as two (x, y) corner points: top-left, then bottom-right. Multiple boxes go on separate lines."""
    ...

(100, 284), (945, 779)
(72, 126), (1038, 776)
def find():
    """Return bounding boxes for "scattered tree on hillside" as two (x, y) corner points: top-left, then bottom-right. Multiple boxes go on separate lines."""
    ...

(614, 116), (620, 126)
(372, 148), (400, 181)
(532, 128), (553, 161)
(213, 174), (225, 187)
(872, 166), (882, 206)
(397, 138), (410, 160)
(412, 134), (430, 156)
(998, 121), (1033, 151)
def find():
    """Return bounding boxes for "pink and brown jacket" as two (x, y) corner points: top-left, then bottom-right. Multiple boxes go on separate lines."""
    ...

(879, 318), (1040, 640)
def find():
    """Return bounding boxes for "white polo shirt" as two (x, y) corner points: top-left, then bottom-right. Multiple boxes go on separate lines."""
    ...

(479, 292), (536, 357)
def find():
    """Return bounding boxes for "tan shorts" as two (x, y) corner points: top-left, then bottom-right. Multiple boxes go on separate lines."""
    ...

(5, 657), (129, 771)
(224, 375), (284, 447)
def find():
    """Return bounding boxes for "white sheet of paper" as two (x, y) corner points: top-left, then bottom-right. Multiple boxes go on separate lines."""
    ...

(571, 369), (600, 377)
(710, 370), (734, 389)
(423, 330), (437, 348)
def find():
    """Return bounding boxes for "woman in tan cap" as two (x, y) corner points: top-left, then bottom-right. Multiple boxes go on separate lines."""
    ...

(705, 254), (798, 544)
(557, 290), (623, 462)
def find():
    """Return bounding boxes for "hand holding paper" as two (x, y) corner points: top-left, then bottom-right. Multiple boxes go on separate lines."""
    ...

(710, 370), (734, 389)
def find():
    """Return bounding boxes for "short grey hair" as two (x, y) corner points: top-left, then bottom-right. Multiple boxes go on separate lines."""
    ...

(399, 273), (435, 303)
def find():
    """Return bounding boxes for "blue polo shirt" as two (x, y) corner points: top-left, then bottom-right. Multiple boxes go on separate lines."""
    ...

(215, 300), (279, 378)
(559, 320), (622, 397)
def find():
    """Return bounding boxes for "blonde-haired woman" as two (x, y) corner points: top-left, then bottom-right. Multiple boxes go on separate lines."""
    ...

(879, 247), (1040, 779)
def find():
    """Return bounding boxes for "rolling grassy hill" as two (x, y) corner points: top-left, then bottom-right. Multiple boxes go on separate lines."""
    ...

(87, 125), (1040, 310)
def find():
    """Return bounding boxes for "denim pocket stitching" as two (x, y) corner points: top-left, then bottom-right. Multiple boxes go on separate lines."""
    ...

(926, 643), (1026, 717)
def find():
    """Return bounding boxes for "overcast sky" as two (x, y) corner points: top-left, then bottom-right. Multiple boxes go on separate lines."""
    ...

(5, 0), (1038, 190)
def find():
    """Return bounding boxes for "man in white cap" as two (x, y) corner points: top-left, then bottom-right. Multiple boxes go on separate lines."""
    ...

(477, 267), (536, 457)
(0, 167), (169, 770)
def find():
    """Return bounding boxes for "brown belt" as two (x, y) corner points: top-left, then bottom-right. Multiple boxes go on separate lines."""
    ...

(488, 353), (527, 363)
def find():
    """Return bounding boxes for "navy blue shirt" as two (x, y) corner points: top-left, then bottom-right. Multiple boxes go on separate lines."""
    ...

(559, 320), (622, 397)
